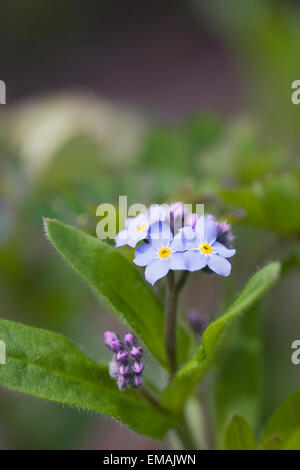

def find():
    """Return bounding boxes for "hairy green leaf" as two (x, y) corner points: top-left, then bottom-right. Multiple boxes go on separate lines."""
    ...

(224, 415), (256, 450)
(0, 319), (177, 439)
(44, 218), (190, 369)
(162, 262), (280, 412)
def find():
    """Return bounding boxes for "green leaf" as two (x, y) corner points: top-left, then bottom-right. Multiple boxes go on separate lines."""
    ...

(0, 319), (177, 439)
(222, 174), (300, 235)
(162, 262), (280, 412)
(281, 242), (300, 275)
(224, 415), (256, 450)
(262, 389), (300, 449)
(215, 302), (262, 446)
(44, 218), (190, 369)
(282, 429), (300, 450)
(257, 435), (281, 450)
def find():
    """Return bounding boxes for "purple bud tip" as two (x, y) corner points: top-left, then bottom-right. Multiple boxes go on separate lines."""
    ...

(118, 375), (131, 390)
(132, 360), (144, 374)
(109, 361), (119, 379)
(132, 374), (143, 388)
(119, 363), (130, 376)
(170, 201), (185, 218)
(215, 221), (234, 247)
(116, 350), (129, 362)
(130, 345), (143, 358)
(104, 331), (119, 349)
(124, 332), (136, 347)
(110, 339), (123, 352)
(187, 309), (209, 335)
(186, 213), (198, 229)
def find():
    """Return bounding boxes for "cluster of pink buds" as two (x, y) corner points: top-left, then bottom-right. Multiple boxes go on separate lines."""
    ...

(104, 331), (144, 390)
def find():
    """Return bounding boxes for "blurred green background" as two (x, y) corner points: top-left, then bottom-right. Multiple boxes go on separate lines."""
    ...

(1, 0), (300, 449)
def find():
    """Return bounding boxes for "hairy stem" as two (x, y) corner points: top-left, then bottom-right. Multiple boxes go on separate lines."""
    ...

(139, 387), (167, 414)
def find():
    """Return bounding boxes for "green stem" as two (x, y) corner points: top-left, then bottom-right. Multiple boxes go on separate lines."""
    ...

(139, 387), (167, 414)
(176, 418), (198, 450)
(166, 271), (177, 376)
(199, 399), (215, 450)
(165, 271), (189, 378)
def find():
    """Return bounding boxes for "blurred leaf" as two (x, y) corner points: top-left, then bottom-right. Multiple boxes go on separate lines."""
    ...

(135, 116), (223, 201)
(0, 319), (176, 439)
(136, 127), (190, 200)
(196, 0), (300, 142)
(262, 389), (300, 449)
(282, 429), (300, 450)
(257, 435), (281, 450)
(224, 415), (256, 450)
(162, 262), (280, 412)
(215, 302), (262, 446)
(222, 174), (300, 234)
(183, 114), (224, 155)
(282, 243), (300, 275)
(44, 218), (190, 369)
(0, 388), (91, 449)
(199, 122), (283, 186)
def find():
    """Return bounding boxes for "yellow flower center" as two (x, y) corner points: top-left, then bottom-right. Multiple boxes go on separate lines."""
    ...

(137, 223), (147, 232)
(199, 243), (212, 254)
(158, 247), (171, 258)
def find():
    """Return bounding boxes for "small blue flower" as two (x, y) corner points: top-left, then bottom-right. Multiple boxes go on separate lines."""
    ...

(183, 216), (236, 276)
(133, 222), (187, 285)
(115, 205), (166, 248)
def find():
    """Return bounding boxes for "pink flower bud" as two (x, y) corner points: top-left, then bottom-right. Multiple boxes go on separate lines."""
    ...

(186, 213), (198, 229)
(132, 360), (144, 374)
(132, 375), (143, 388)
(124, 332), (136, 347)
(119, 363), (130, 376)
(118, 375), (131, 390)
(116, 350), (129, 362)
(104, 331), (119, 348)
(130, 345), (143, 358)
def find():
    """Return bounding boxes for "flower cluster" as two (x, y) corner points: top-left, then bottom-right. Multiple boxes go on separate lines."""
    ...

(115, 203), (236, 285)
(104, 331), (144, 390)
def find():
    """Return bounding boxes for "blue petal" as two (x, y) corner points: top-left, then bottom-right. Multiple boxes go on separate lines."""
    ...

(133, 244), (156, 266)
(148, 222), (173, 248)
(180, 226), (197, 241)
(173, 226), (197, 250)
(127, 213), (149, 242)
(170, 236), (187, 252)
(115, 229), (129, 247)
(185, 250), (207, 272)
(212, 241), (236, 258)
(127, 239), (140, 248)
(196, 216), (217, 244)
(144, 259), (170, 285)
(148, 204), (167, 223)
(207, 254), (231, 276)
(169, 252), (187, 270)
